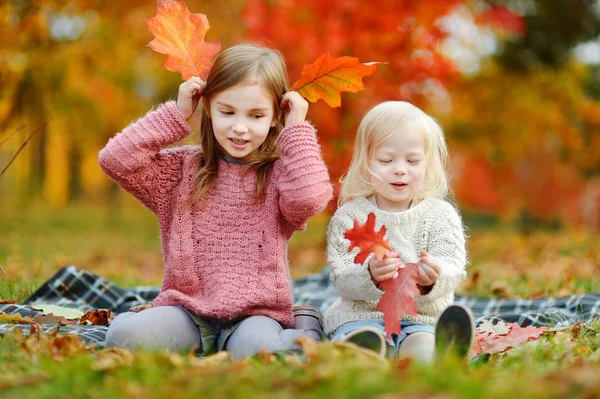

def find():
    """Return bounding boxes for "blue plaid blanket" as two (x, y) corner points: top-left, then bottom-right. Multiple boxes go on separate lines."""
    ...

(1, 266), (598, 346)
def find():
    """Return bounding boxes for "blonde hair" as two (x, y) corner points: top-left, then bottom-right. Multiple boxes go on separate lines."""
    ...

(190, 44), (289, 202)
(339, 101), (449, 205)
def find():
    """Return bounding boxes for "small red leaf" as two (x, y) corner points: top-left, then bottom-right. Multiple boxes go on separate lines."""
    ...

(376, 263), (420, 340)
(344, 212), (392, 264)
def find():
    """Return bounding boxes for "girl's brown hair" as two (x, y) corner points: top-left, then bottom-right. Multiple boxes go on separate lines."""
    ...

(190, 44), (289, 202)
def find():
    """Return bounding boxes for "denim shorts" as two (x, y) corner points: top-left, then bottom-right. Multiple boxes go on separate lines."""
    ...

(331, 319), (435, 356)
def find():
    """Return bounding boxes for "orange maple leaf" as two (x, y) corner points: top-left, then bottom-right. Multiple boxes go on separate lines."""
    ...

(290, 53), (380, 107)
(344, 212), (392, 264)
(376, 263), (420, 340)
(146, 0), (221, 80)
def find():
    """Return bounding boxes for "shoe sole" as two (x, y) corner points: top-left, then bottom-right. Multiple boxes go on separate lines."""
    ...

(344, 326), (387, 358)
(435, 304), (475, 359)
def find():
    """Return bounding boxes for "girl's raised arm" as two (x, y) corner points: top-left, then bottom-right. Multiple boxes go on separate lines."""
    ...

(275, 92), (332, 230)
(98, 101), (191, 213)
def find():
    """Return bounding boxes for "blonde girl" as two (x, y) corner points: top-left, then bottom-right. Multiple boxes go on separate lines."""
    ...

(100, 44), (332, 359)
(324, 101), (473, 361)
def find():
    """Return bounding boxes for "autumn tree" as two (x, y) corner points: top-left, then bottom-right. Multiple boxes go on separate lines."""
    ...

(0, 0), (245, 206)
(241, 0), (523, 201)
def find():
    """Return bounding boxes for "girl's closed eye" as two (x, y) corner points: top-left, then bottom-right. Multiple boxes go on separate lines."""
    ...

(378, 159), (392, 164)
(408, 159), (422, 165)
(220, 110), (234, 116)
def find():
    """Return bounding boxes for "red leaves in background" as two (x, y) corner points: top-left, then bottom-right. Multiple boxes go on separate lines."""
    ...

(344, 212), (419, 338)
(344, 212), (392, 264)
(146, 0), (221, 80)
(472, 320), (547, 355)
(477, 6), (525, 37)
(290, 53), (380, 108)
(376, 263), (420, 340)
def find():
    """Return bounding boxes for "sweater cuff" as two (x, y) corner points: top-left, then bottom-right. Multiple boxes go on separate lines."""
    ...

(160, 101), (192, 142)
(276, 121), (318, 156)
(419, 269), (466, 301)
(354, 262), (384, 300)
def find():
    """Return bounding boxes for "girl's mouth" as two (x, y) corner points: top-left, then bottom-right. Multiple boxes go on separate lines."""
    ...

(391, 182), (407, 190)
(229, 138), (249, 148)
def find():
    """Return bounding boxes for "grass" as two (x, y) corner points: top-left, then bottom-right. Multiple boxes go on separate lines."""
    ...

(1, 201), (600, 397)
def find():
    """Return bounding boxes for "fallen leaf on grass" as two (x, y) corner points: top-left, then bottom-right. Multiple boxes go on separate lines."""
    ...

(490, 280), (513, 298)
(31, 304), (84, 320)
(92, 348), (135, 371)
(478, 320), (510, 335)
(0, 374), (51, 390)
(0, 312), (33, 324)
(472, 321), (547, 355)
(79, 309), (113, 326)
(189, 351), (231, 368)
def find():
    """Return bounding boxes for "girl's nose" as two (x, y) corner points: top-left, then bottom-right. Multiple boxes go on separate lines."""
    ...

(393, 162), (407, 175)
(232, 123), (248, 134)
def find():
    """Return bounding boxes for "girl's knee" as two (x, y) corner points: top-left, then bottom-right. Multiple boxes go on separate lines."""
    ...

(226, 316), (284, 359)
(105, 313), (143, 349)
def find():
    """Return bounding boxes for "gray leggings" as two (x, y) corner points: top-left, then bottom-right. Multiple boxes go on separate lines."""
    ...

(105, 306), (306, 359)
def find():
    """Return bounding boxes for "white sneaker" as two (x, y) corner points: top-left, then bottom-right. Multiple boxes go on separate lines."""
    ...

(343, 326), (387, 357)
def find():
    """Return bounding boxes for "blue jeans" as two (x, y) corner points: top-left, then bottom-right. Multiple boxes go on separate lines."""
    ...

(331, 320), (435, 357)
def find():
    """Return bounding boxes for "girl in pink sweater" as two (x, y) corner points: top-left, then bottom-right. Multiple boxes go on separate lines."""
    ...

(99, 44), (332, 358)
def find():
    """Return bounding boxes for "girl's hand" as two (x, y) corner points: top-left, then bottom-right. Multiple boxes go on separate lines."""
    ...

(177, 76), (206, 130)
(129, 302), (152, 313)
(280, 91), (309, 127)
(368, 251), (402, 284)
(417, 250), (441, 289)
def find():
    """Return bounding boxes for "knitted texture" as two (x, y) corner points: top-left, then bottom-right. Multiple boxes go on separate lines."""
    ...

(324, 196), (467, 335)
(99, 101), (332, 328)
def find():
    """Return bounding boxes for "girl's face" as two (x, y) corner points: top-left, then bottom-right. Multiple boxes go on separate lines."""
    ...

(369, 129), (426, 212)
(209, 82), (277, 161)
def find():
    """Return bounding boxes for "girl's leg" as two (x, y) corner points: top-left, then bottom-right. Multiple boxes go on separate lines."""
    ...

(224, 315), (307, 359)
(293, 305), (325, 341)
(105, 306), (202, 353)
(397, 332), (435, 363)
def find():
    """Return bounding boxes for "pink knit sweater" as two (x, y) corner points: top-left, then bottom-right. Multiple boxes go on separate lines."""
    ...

(99, 101), (332, 327)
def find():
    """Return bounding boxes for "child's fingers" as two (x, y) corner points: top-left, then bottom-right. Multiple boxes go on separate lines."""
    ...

(375, 263), (399, 275)
(378, 270), (398, 282)
(280, 93), (291, 109)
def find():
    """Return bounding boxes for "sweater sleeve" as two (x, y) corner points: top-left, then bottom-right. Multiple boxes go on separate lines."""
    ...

(419, 202), (467, 302)
(98, 101), (191, 213)
(327, 212), (384, 301)
(275, 122), (333, 231)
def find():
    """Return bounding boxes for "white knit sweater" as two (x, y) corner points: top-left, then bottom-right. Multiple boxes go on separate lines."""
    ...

(323, 196), (467, 335)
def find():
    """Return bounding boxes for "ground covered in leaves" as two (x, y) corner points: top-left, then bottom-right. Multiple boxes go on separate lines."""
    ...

(1, 203), (600, 398)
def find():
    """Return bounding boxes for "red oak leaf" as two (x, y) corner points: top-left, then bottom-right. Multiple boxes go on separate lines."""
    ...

(344, 212), (392, 264)
(146, 0), (221, 80)
(376, 263), (420, 340)
(290, 53), (380, 107)
(471, 321), (547, 355)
